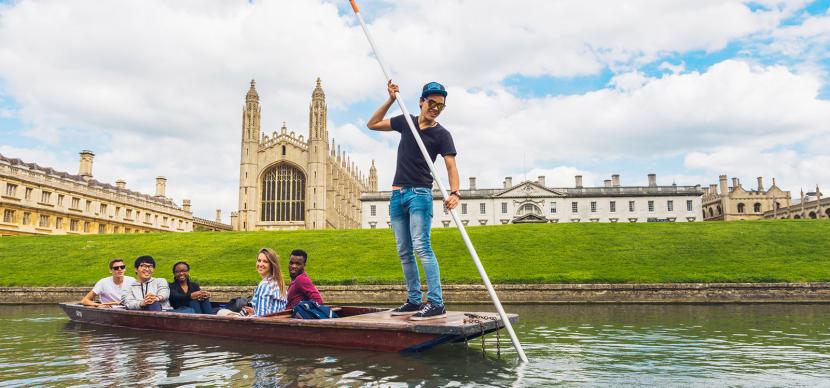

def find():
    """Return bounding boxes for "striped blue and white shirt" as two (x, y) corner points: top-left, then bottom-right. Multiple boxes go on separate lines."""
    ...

(251, 277), (286, 316)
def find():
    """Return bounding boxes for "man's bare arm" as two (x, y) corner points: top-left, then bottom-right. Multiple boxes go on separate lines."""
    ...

(366, 80), (399, 132)
(443, 154), (460, 210)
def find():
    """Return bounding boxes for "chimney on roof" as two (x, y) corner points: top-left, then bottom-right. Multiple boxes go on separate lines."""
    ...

(78, 150), (94, 181)
(709, 184), (718, 195)
(612, 174), (620, 187)
(538, 176), (546, 186)
(182, 199), (191, 213)
(604, 179), (612, 188)
(757, 176), (764, 191)
(469, 177), (476, 190)
(155, 176), (167, 198)
(648, 173), (657, 187)
(216, 209), (222, 223)
(575, 175), (583, 188)
(719, 175), (728, 195)
(732, 177), (739, 189)
(504, 177), (512, 189)
(116, 179), (126, 189)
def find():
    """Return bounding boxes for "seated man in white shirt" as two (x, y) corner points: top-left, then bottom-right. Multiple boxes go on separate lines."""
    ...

(81, 258), (136, 308)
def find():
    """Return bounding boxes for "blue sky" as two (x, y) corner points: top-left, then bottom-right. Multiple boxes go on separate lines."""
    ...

(1, 0), (830, 220)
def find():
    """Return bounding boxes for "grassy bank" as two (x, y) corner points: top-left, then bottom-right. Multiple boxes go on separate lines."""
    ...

(1, 221), (829, 286)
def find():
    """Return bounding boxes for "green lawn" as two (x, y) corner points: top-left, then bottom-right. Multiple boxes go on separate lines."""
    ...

(1, 220), (828, 286)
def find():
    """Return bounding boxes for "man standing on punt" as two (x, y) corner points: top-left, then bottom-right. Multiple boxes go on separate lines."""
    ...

(367, 80), (460, 320)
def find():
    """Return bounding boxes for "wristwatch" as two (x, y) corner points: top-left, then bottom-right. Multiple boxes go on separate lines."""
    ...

(450, 191), (461, 199)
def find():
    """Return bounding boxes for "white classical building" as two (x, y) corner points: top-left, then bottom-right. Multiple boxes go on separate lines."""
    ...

(360, 174), (704, 228)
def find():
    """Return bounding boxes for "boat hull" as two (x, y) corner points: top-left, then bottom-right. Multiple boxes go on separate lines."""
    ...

(59, 303), (516, 353)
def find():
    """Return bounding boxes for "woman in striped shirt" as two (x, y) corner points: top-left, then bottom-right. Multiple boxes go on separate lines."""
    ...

(242, 247), (287, 316)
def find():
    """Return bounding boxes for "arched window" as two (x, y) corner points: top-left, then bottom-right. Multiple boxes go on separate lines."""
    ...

(260, 164), (305, 222)
(517, 203), (542, 216)
(825, 208), (830, 218)
(737, 203), (745, 213)
(809, 211), (817, 219)
(717, 205), (722, 215)
(794, 214), (801, 219)
(708, 208), (714, 217)
(775, 202), (781, 210)
(753, 203), (762, 213)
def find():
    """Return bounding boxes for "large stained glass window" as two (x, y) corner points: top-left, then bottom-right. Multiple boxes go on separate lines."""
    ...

(261, 164), (305, 222)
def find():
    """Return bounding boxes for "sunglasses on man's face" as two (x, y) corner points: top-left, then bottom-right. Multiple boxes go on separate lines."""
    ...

(425, 99), (446, 112)
(111, 265), (126, 270)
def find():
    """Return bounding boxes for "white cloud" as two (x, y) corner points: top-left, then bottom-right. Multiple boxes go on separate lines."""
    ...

(0, 0), (828, 217)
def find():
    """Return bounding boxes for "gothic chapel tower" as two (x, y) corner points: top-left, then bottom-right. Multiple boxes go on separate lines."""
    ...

(306, 78), (328, 229)
(237, 80), (260, 231)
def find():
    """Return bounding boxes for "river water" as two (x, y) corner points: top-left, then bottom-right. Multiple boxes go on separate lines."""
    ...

(1, 304), (829, 387)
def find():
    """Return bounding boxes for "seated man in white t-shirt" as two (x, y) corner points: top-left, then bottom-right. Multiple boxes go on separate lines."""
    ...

(81, 258), (136, 308)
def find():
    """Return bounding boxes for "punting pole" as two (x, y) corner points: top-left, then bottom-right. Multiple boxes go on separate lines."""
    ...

(348, 0), (529, 363)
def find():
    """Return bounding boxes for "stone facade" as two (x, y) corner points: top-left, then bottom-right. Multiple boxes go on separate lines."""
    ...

(764, 186), (828, 219)
(361, 173), (704, 228)
(233, 79), (377, 231)
(0, 151), (193, 236)
(702, 175), (791, 221)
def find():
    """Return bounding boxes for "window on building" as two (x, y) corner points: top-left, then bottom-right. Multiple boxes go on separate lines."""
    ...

(550, 202), (557, 213)
(571, 202), (578, 213)
(70, 219), (79, 231)
(687, 200), (693, 211)
(126, 209), (132, 219)
(98, 224), (106, 234)
(115, 206), (120, 218)
(4, 183), (17, 197)
(85, 200), (92, 212)
(519, 203), (542, 216)
(461, 203), (468, 215)
(501, 202), (507, 213)
(3, 209), (14, 223)
(370, 205), (376, 216)
(629, 201), (635, 212)
(41, 191), (51, 203)
(753, 203), (762, 213)
(71, 197), (80, 209)
(648, 201), (655, 212)
(125, 227), (131, 233)
(590, 201), (597, 213)
(163, 216), (168, 226)
(737, 203), (745, 213)
(260, 163), (306, 222)
(22, 212), (31, 225)
(154, 215), (158, 224)
(145, 213), (151, 223)
(100, 203), (107, 215)
(57, 194), (64, 206)
(83, 222), (90, 233)
(39, 215), (49, 227)
(480, 203), (486, 214)
(113, 226), (119, 233)
(610, 201), (616, 213)
(56, 217), (63, 229)
(667, 200), (674, 212)
(25, 187), (32, 200)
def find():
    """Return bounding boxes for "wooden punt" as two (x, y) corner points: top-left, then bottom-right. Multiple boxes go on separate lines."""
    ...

(59, 303), (518, 353)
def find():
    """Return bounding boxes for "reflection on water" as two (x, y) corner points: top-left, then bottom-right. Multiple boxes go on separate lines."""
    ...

(1, 304), (829, 386)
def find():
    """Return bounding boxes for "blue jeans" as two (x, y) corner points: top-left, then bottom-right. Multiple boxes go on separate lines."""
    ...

(174, 300), (213, 314)
(390, 187), (443, 306)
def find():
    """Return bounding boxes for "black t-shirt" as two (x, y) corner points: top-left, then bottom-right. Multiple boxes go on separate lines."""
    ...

(390, 114), (457, 188)
(168, 279), (201, 309)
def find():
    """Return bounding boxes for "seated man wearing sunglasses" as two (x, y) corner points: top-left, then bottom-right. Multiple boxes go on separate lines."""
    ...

(81, 258), (136, 308)
(366, 80), (459, 320)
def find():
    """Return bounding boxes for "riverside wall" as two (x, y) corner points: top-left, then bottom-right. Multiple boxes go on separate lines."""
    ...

(2, 283), (830, 304)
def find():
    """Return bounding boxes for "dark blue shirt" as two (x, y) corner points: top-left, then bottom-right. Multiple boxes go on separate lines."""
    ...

(390, 114), (457, 188)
